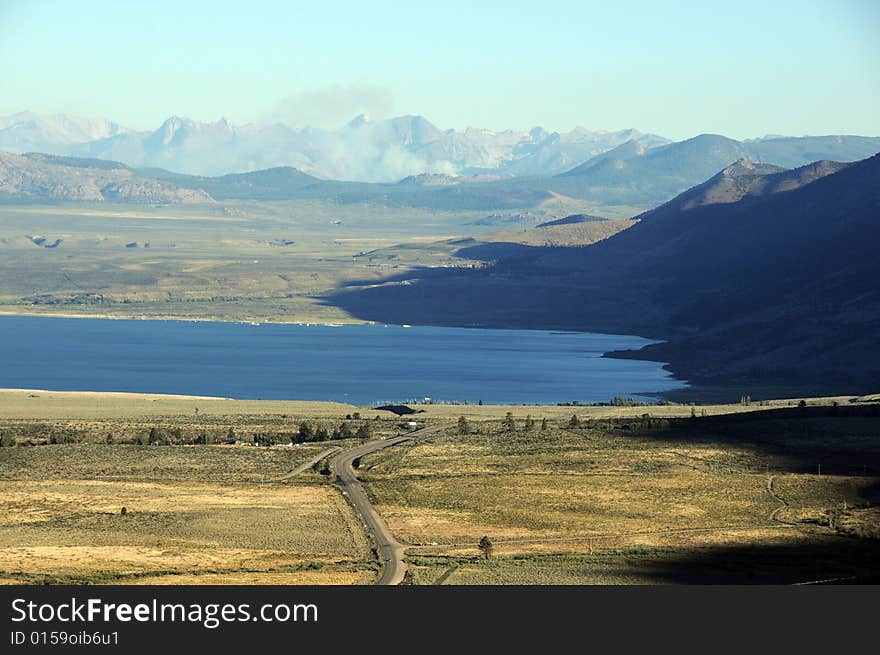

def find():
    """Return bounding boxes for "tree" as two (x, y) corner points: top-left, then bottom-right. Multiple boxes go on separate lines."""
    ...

(0, 431), (15, 447)
(355, 423), (372, 439)
(524, 415), (535, 431)
(298, 422), (314, 442)
(337, 422), (353, 439)
(502, 412), (515, 432)
(478, 536), (493, 560)
(540, 417), (548, 431)
(315, 424), (330, 442)
(457, 416), (470, 435)
(568, 414), (580, 429)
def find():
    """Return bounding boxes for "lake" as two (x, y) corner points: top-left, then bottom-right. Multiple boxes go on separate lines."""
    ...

(0, 315), (687, 405)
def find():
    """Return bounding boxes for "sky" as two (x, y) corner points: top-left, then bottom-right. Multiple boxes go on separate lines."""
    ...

(1, 0), (878, 139)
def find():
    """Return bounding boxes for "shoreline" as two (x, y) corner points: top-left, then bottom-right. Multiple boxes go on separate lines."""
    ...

(0, 308), (668, 341)
(0, 309), (371, 327)
(1, 386), (865, 407)
(0, 388), (233, 401)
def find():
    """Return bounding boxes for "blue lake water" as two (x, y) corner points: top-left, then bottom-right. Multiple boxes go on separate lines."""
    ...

(0, 315), (687, 405)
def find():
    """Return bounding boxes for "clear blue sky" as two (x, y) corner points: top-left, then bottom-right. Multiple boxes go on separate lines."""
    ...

(2, 0), (878, 138)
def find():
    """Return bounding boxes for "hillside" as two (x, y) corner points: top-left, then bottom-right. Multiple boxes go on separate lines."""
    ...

(137, 165), (324, 200)
(329, 153), (880, 397)
(0, 151), (212, 203)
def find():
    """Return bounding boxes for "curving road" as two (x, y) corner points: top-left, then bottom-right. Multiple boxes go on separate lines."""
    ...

(330, 425), (445, 585)
(767, 474), (791, 524)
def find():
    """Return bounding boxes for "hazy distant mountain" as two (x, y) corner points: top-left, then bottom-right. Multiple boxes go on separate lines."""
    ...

(7, 110), (878, 190)
(330, 153), (880, 395)
(553, 133), (880, 204)
(1, 111), (671, 182)
(5, 110), (879, 212)
(0, 111), (131, 153)
(745, 134), (880, 168)
(0, 151), (211, 203)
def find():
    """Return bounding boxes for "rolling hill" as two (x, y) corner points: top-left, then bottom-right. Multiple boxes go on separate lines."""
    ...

(0, 151), (211, 203)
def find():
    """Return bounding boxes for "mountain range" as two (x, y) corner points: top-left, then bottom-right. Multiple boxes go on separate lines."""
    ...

(329, 152), (880, 396)
(2, 130), (879, 212)
(0, 111), (670, 182)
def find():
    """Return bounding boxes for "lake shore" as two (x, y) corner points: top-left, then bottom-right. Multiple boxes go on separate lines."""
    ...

(0, 387), (866, 421)
(0, 308), (370, 327)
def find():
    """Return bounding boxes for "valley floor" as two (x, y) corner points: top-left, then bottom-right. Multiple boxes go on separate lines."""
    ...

(0, 391), (877, 584)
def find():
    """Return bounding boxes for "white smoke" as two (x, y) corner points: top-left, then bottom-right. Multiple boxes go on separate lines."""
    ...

(265, 84), (394, 130)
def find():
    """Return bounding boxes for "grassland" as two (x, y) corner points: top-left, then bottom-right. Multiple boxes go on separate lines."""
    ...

(358, 402), (880, 584)
(0, 440), (378, 585)
(0, 390), (419, 585)
(1, 391), (877, 585)
(0, 389), (396, 421)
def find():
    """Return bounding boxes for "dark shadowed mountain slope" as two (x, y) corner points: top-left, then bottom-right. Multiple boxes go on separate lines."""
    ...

(329, 154), (880, 396)
(635, 158), (847, 217)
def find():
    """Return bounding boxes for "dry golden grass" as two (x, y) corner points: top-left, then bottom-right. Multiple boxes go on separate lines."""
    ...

(0, 445), (375, 584)
(1, 393), (875, 585)
(360, 414), (879, 585)
(406, 396), (860, 420)
(0, 389), (389, 420)
(363, 428), (781, 548)
(0, 444), (334, 484)
(125, 571), (374, 585)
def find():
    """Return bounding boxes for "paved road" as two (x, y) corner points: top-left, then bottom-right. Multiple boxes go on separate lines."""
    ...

(329, 425), (445, 585)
